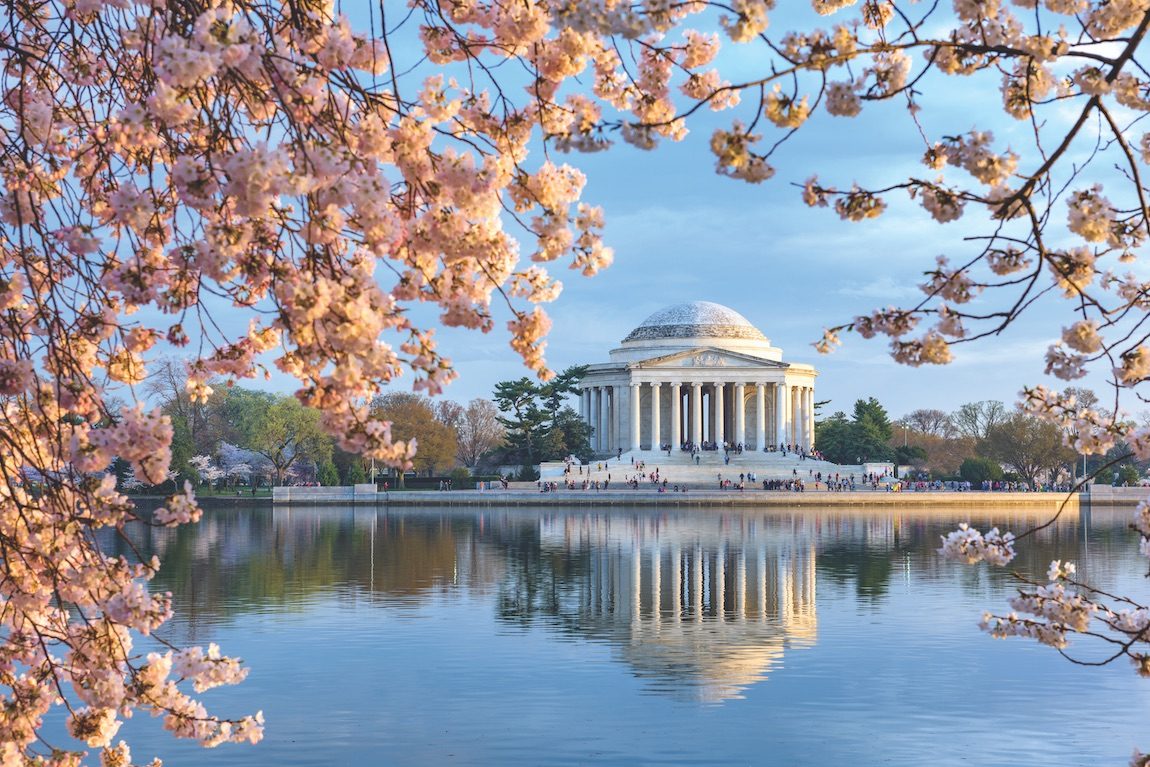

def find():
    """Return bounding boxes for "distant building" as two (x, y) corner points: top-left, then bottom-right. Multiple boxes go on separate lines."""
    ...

(578, 301), (817, 454)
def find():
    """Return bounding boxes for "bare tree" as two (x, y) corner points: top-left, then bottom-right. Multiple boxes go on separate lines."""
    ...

(433, 399), (465, 433)
(145, 358), (226, 456)
(1063, 387), (1101, 413)
(457, 398), (506, 469)
(898, 409), (956, 438)
(951, 401), (1008, 442)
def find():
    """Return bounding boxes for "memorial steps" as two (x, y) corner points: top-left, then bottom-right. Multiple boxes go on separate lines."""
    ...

(540, 450), (866, 488)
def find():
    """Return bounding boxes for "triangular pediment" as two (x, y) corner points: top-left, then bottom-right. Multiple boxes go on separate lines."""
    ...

(628, 347), (788, 370)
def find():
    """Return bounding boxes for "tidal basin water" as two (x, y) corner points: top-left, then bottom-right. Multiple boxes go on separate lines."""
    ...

(111, 504), (1150, 766)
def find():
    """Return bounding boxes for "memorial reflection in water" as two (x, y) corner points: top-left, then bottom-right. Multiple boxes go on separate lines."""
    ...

(128, 504), (1100, 692)
(525, 515), (818, 701)
(135, 507), (828, 701)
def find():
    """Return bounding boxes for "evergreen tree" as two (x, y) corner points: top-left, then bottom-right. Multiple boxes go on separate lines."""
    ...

(493, 377), (551, 465)
(814, 412), (854, 464)
(493, 366), (592, 464)
(959, 457), (1004, 484)
(318, 460), (340, 487)
(814, 399), (895, 464)
(850, 397), (895, 462)
(346, 460), (367, 485)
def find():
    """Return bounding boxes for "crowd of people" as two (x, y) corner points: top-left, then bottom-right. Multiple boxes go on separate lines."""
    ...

(663, 441), (829, 467)
(527, 457), (1076, 494)
(531, 475), (1076, 492)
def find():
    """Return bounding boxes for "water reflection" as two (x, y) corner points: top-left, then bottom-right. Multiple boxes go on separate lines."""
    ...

(496, 514), (818, 701)
(118, 504), (1141, 703)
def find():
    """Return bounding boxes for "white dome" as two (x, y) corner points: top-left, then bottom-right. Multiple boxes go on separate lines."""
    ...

(623, 301), (766, 343)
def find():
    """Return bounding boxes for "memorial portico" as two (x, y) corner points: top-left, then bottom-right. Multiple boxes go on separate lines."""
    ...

(579, 301), (818, 455)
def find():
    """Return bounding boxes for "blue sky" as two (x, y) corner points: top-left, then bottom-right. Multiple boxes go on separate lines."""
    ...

(205, 5), (1130, 422)
(432, 92), (1093, 420)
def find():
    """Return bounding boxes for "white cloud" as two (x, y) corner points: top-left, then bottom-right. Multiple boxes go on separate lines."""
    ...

(838, 276), (922, 300)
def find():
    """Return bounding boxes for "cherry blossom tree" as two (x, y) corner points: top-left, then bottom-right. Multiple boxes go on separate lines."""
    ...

(1, 0), (610, 760)
(9, 0), (1150, 763)
(188, 454), (224, 487)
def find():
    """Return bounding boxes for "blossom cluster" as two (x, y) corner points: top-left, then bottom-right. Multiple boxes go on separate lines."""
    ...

(1021, 384), (1127, 456)
(980, 578), (1096, 650)
(938, 523), (1017, 566)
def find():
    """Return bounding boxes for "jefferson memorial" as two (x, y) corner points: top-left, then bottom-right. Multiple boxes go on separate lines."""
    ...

(578, 301), (817, 455)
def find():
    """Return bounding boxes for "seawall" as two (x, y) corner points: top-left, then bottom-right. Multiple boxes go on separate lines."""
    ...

(271, 485), (1087, 510)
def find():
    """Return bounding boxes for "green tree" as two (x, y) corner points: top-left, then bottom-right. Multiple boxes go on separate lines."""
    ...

(318, 460), (340, 487)
(346, 460), (367, 485)
(894, 445), (928, 470)
(814, 399), (895, 464)
(814, 412), (854, 464)
(959, 457), (1005, 485)
(225, 389), (332, 486)
(850, 398), (894, 463)
(539, 365), (589, 421)
(493, 366), (592, 465)
(168, 416), (196, 486)
(1118, 464), (1143, 486)
(493, 377), (550, 465)
(147, 358), (228, 457)
(551, 406), (595, 462)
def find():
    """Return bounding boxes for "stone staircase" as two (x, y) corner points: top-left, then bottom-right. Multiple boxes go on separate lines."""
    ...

(540, 449), (866, 489)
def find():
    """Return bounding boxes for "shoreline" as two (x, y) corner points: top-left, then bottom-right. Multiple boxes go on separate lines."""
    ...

(270, 487), (1092, 509)
(145, 486), (1150, 510)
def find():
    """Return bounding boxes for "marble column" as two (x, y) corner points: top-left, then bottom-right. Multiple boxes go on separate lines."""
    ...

(690, 382), (703, 447)
(800, 388), (809, 449)
(802, 387), (810, 449)
(755, 383), (766, 451)
(804, 387), (813, 449)
(603, 385), (613, 453)
(670, 382), (681, 449)
(769, 384), (777, 448)
(776, 384), (787, 447)
(796, 387), (804, 449)
(629, 383), (640, 452)
(791, 386), (800, 448)
(612, 385), (621, 454)
(714, 382), (725, 446)
(793, 387), (802, 449)
(650, 382), (661, 451)
(808, 387), (816, 450)
(591, 387), (601, 452)
(735, 383), (746, 447)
